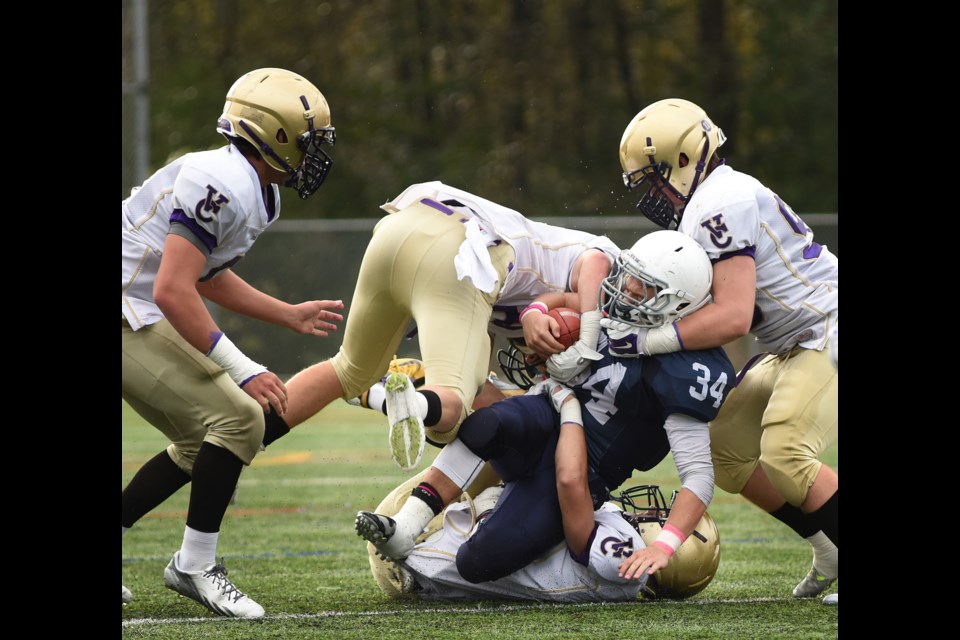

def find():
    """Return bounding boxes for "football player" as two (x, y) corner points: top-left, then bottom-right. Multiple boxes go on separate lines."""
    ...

(616, 99), (838, 604)
(368, 478), (719, 602)
(263, 182), (619, 470)
(356, 231), (733, 587)
(121, 68), (343, 617)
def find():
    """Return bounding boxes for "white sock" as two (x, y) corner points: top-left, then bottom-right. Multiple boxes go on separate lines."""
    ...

(367, 382), (387, 412)
(807, 531), (838, 578)
(432, 439), (484, 489)
(378, 386), (429, 421)
(178, 527), (219, 572)
(122, 526), (129, 539)
(394, 495), (435, 542)
(414, 393), (429, 420)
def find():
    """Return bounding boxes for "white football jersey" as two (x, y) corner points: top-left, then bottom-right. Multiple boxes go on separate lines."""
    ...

(121, 146), (281, 330)
(383, 182), (620, 339)
(679, 165), (838, 353)
(404, 501), (646, 602)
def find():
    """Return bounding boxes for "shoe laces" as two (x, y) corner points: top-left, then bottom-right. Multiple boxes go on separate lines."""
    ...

(203, 559), (246, 603)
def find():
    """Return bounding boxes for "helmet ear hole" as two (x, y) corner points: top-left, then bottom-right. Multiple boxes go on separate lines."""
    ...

(678, 153), (689, 168)
(216, 68), (335, 199)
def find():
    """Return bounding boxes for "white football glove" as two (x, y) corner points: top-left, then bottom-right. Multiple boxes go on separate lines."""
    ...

(546, 310), (603, 383)
(600, 317), (682, 357)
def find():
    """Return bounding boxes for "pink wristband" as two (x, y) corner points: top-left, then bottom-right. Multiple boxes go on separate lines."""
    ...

(663, 523), (687, 543)
(519, 302), (548, 322)
(654, 524), (686, 557)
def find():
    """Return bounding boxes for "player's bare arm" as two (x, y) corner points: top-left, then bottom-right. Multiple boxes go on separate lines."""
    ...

(155, 235), (288, 414)
(569, 249), (612, 314)
(673, 255), (756, 350)
(197, 271), (344, 337)
(154, 234), (225, 355)
(555, 413), (594, 557)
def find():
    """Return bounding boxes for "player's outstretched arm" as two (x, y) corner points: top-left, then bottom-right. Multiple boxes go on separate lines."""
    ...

(196, 269), (344, 336)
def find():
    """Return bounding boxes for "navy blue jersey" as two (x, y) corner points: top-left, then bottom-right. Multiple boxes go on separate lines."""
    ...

(574, 337), (734, 490)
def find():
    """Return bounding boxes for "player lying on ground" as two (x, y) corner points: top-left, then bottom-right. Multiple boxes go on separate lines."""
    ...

(368, 473), (719, 602)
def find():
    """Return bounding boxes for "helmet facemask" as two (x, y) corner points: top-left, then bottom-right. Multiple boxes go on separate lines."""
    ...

(496, 342), (545, 390)
(600, 256), (706, 329)
(291, 124), (336, 199)
(623, 160), (684, 230)
(611, 484), (671, 528)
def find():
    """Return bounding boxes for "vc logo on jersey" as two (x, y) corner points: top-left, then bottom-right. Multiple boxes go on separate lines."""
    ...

(700, 214), (732, 249)
(600, 536), (634, 558)
(195, 185), (230, 222)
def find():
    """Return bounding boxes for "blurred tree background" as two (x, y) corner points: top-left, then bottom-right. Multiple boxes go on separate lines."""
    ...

(122, 0), (837, 218)
(122, 0), (837, 373)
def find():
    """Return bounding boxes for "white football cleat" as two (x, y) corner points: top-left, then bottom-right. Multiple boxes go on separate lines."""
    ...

(163, 552), (264, 619)
(792, 564), (837, 598)
(355, 511), (416, 562)
(822, 593), (838, 606)
(472, 484), (504, 522)
(122, 584), (133, 605)
(384, 373), (425, 471)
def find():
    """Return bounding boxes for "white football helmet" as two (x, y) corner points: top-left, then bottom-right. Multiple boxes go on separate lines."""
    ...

(620, 98), (725, 229)
(600, 230), (712, 328)
(613, 484), (721, 600)
(217, 68), (336, 199)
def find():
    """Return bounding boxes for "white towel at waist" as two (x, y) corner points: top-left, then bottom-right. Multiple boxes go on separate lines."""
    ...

(454, 218), (500, 294)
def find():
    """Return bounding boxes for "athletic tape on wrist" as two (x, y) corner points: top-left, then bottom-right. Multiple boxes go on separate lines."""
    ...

(207, 332), (268, 386)
(559, 396), (582, 426)
(653, 523), (686, 557)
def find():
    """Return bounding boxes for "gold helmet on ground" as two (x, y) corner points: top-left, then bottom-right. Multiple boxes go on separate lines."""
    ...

(619, 99), (725, 229)
(613, 484), (721, 599)
(217, 67), (335, 199)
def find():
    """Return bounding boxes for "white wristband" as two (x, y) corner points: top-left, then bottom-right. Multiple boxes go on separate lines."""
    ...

(559, 396), (582, 426)
(207, 333), (268, 387)
(644, 323), (683, 355)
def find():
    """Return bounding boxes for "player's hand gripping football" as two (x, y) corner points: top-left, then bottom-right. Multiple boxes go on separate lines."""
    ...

(521, 307), (567, 358)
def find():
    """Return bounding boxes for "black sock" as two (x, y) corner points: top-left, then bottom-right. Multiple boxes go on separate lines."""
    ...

(185, 442), (244, 533)
(770, 502), (821, 539)
(122, 450), (191, 528)
(411, 482), (444, 515)
(420, 390), (443, 427)
(809, 490), (838, 547)
(262, 411), (290, 447)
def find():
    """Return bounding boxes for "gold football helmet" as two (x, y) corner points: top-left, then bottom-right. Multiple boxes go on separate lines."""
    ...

(619, 99), (725, 229)
(613, 484), (721, 599)
(217, 68), (336, 199)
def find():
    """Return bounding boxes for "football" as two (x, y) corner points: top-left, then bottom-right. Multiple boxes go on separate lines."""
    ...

(548, 307), (581, 348)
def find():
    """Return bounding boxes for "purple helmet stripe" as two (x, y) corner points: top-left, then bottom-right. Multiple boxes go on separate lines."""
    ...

(238, 120), (295, 174)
